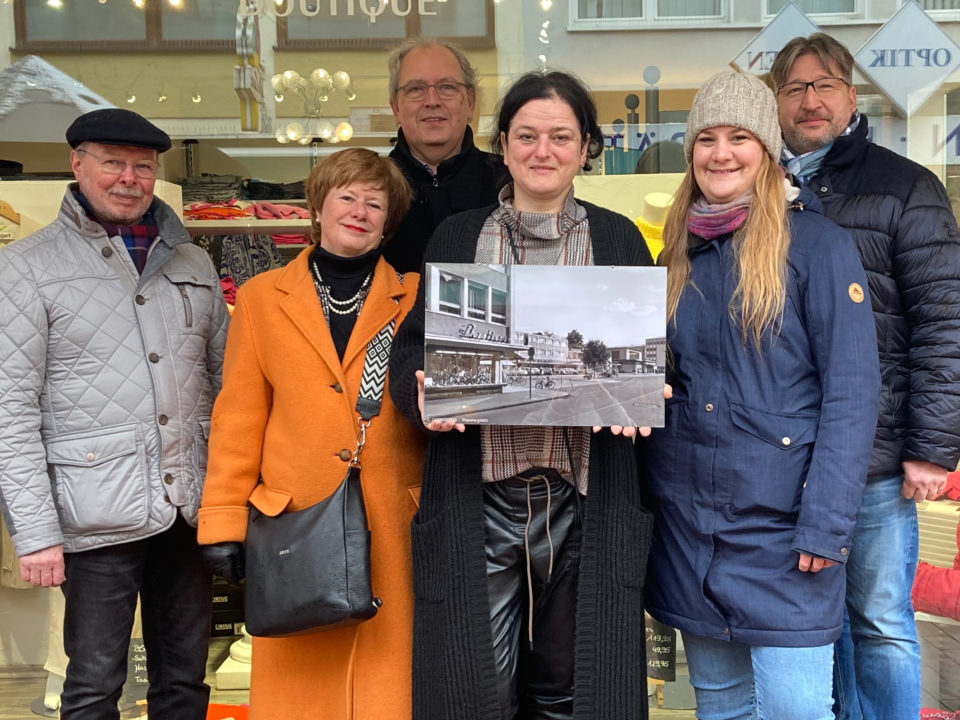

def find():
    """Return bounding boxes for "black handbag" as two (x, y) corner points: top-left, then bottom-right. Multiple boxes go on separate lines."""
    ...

(242, 316), (397, 637)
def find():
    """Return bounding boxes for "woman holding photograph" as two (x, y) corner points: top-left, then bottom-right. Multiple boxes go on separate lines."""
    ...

(197, 148), (424, 720)
(390, 70), (655, 720)
(639, 70), (880, 719)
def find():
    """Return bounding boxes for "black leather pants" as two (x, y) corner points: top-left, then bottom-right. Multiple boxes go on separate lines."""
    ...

(483, 469), (583, 720)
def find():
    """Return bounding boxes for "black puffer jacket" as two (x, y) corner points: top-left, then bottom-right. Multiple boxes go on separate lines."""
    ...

(384, 126), (509, 273)
(806, 114), (960, 477)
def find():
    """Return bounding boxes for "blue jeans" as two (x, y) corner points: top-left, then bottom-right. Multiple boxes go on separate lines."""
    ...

(681, 632), (834, 720)
(60, 516), (212, 720)
(833, 474), (921, 720)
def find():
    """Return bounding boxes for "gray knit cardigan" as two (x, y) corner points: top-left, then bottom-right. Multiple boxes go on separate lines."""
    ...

(389, 200), (655, 720)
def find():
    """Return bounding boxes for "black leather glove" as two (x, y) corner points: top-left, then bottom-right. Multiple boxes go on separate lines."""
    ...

(201, 541), (245, 588)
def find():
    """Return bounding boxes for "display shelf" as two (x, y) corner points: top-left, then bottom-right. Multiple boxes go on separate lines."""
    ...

(184, 217), (311, 237)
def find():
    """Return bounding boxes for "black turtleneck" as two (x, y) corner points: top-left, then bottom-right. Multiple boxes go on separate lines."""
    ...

(309, 244), (381, 360)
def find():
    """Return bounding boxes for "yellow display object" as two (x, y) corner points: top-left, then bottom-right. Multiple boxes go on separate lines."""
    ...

(634, 191), (675, 262)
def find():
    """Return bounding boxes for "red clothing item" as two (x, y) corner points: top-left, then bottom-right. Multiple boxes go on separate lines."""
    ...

(911, 470), (960, 621)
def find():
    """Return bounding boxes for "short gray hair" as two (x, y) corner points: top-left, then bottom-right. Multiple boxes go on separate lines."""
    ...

(770, 33), (855, 91)
(387, 39), (477, 98)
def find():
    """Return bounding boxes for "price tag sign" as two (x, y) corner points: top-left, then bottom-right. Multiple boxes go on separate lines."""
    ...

(645, 616), (677, 682)
(120, 637), (149, 707)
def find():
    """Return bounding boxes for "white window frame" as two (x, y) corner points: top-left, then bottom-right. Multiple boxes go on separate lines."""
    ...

(909, 0), (960, 22)
(568, 0), (728, 31)
(762, 0), (863, 22)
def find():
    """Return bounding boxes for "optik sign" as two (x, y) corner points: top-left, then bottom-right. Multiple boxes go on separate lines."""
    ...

(854, 1), (960, 117)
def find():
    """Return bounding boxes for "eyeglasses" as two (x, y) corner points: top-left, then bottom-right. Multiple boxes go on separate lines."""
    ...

(776, 77), (850, 102)
(76, 148), (159, 179)
(396, 81), (469, 102)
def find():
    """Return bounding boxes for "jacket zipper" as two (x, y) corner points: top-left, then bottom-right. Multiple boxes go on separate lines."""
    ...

(178, 285), (193, 327)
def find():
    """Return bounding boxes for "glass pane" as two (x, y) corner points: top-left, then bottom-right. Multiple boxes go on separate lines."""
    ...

(491, 290), (507, 324)
(419, 1), (488, 37)
(162, 0), (238, 41)
(285, 9), (405, 40)
(468, 282), (486, 319)
(658, 0), (720, 16)
(439, 274), (462, 313)
(24, 0), (146, 42)
(579, 0), (643, 19)
(767, 0), (854, 12)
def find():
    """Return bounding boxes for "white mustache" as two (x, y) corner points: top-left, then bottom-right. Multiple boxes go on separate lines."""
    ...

(109, 189), (144, 200)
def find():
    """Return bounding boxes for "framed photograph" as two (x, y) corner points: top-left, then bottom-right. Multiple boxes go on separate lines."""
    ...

(422, 263), (666, 427)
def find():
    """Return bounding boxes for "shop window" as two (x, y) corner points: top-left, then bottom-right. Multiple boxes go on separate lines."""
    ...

(572, 0), (725, 27)
(916, 0), (960, 10)
(13, 0), (236, 51)
(439, 272), (463, 315)
(467, 281), (488, 321)
(766, 0), (855, 13)
(491, 289), (507, 325)
(276, 0), (495, 50)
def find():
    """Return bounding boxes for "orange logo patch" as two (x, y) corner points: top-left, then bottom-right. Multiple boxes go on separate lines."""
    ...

(848, 283), (864, 303)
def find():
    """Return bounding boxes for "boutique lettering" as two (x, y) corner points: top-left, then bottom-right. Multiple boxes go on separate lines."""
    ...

(238, 0), (438, 22)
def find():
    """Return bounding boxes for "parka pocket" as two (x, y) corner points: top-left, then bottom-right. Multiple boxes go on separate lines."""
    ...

(728, 403), (818, 514)
(409, 509), (449, 604)
(616, 502), (654, 588)
(163, 271), (218, 333)
(46, 423), (149, 535)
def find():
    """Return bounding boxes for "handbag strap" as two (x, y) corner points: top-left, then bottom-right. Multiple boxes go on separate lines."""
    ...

(351, 271), (404, 464)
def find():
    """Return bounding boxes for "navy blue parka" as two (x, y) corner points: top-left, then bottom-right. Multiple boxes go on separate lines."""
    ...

(639, 187), (880, 647)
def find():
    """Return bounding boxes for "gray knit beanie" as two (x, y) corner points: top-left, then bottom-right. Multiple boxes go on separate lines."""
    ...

(683, 70), (782, 162)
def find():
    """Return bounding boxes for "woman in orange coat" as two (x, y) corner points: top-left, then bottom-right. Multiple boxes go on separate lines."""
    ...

(197, 148), (425, 720)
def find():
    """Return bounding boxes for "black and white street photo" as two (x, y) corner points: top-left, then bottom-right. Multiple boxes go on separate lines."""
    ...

(422, 263), (666, 427)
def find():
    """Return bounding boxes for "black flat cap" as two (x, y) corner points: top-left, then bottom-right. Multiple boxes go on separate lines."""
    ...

(66, 108), (171, 153)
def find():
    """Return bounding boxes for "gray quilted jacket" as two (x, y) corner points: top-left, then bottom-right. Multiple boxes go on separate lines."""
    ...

(0, 187), (228, 556)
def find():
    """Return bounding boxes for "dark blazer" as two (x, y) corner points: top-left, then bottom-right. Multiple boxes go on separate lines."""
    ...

(805, 114), (960, 478)
(389, 200), (656, 720)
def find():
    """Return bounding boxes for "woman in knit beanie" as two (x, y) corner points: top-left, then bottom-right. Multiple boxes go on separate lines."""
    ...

(638, 69), (881, 719)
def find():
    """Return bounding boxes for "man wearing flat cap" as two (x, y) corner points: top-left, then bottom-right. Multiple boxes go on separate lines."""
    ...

(0, 108), (228, 719)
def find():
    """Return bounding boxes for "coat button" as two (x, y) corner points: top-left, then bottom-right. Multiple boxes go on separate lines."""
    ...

(338, 449), (352, 461)
(331, 383), (343, 393)
(840, 547), (848, 555)
(705, 403), (714, 412)
(819, 186), (828, 193)
(781, 437), (791, 446)
(722, 627), (729, 635)
(135, 295), (146, 305)
(148, 352), (159, 363)
(163, 473), (174, 484)
(158, 414), (168, 425)
(85, 452), (95, 462)
(101, 247), (113, 258)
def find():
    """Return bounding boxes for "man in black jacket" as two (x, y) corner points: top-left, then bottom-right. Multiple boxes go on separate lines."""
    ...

(383, 39), (508, 273)
(772, 33), (960, 720)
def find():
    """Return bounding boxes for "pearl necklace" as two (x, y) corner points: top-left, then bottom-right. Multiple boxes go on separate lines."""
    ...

(311, 260), (372, 318)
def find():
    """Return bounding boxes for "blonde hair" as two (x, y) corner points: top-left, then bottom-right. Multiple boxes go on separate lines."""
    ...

(660, 151), (790, 349)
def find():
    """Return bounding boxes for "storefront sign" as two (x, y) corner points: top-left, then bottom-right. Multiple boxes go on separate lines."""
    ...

(854, 2), (960, 116)
(730, 4), (819, 76)
(458, 323), (508, 344)
(238, 0), (443, 22)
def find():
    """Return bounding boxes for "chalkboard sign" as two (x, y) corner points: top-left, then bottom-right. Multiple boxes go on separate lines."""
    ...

(119, 637), (149, 708)
(645, 616), (677, 682)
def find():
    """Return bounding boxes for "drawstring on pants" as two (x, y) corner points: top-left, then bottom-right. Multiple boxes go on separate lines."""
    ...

(522, 473), (554, 648)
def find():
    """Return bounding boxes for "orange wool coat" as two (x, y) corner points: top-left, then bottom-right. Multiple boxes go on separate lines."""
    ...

(198, 248), (425, 720)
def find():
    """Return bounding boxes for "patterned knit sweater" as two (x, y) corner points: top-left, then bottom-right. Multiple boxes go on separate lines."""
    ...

(389, 200), (656, 720)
